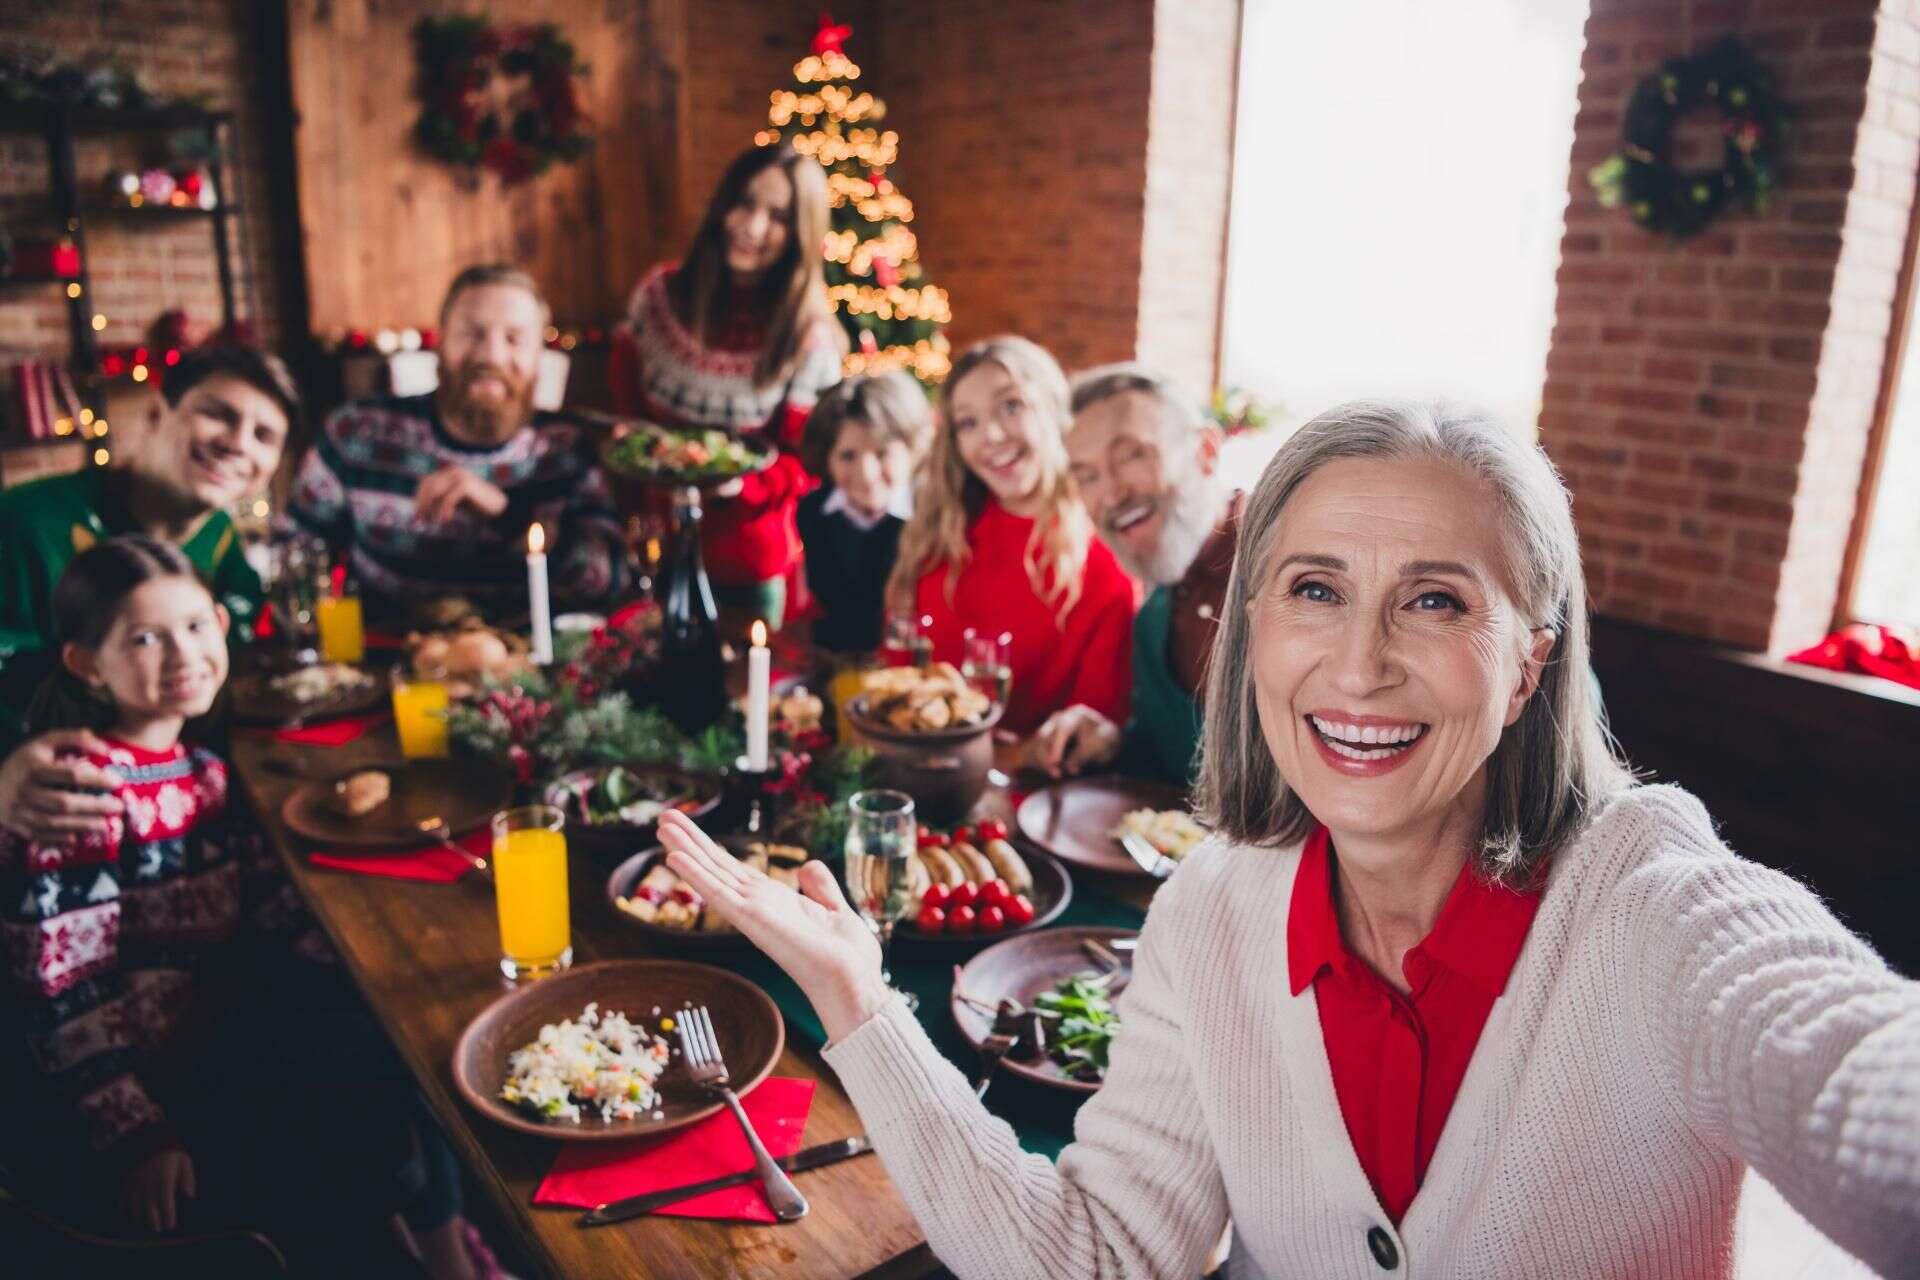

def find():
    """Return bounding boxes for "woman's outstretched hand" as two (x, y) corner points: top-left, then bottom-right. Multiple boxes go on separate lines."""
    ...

(658, 810), (894, 1042)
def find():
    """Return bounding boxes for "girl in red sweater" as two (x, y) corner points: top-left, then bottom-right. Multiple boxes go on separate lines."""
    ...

(610, 143), (845, 628)
(2, 536), (491, 1278)
(886, 337), (1135, 736)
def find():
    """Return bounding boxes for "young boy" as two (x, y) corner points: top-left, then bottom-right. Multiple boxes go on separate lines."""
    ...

(795, 372), (931, 652)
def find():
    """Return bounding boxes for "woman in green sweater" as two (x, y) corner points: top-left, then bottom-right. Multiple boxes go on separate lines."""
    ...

(0, 344), (299, 840)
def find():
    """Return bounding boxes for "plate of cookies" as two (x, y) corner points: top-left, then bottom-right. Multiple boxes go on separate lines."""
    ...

(281, 758), (514, 850)
(605, 838), (813, 948)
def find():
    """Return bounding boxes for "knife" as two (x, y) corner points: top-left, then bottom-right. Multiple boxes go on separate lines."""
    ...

(1119, 831), (1176, 880)
(577, 1135), (874, 1227)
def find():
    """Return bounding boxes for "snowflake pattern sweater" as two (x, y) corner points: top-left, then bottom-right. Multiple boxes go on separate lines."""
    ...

(0, 740), (298, 1162)
(822, 785), (1920, 1278)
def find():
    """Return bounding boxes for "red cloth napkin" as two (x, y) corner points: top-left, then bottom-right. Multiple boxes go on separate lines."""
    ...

(534, 1077), (816, 1222)
(240, 710), (388, 747)
(309, 828), (487, 883)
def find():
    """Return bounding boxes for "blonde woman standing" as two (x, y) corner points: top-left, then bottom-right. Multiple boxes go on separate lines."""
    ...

(885, 336), (1135, 735)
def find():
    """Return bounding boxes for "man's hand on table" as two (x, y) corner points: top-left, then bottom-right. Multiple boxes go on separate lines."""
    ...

(123, 1147), (196, 1233)
(414, 464), (509, 525)
(0, 730), (123, 842)
(1031, 705), (1122, 778)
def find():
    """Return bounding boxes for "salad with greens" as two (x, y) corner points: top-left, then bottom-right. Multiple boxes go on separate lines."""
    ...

(1037, 972), (1120, 1083)
(606, 424), (768, 481)
(572, 766), (693, 827)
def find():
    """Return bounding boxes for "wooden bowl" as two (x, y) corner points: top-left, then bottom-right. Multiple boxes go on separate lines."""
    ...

(895, 844), (1073, 952)
(603, 839), (769, 950)
(281, 758), (513, 850)
(452, 959), (783, 1142)
(844, 695), (1004, 826)
(544, 764), (724, 867)
(1016, 775), (1193, 878)
(950, 926), (1137, 1096)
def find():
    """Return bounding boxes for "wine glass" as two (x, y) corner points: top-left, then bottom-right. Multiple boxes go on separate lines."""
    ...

(962, 629), (1013, 706)
(266, 531), (328, 664)
(879, 609), (917, 668)
(843, 789), (919, 1011)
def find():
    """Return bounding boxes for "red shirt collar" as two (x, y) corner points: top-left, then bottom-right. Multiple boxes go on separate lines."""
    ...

(1287, 825), (1542, 998)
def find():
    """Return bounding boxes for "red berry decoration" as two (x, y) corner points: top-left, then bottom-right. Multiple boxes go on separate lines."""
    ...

(916, 904), (946, 933)
(921, 883), (950, 910)
(978, 904), (1007, 932)
(1005, 894), (1036, 926)
(948, 881), (978, 910)
(947, 904), (977, 935)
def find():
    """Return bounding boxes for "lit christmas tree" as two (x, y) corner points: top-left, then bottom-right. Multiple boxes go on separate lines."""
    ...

(756, 15), (952, 383)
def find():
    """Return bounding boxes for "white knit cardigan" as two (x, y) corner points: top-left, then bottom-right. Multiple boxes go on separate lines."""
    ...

(822, 786), (1920, 1278)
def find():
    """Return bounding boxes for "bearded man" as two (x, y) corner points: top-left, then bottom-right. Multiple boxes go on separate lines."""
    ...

(288, 264), (625, 621)
(1034, 365), (1242, 784)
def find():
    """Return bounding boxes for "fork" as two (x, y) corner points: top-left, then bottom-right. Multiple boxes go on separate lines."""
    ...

(677, 1005), (809, 1222)
(416, 817), (492, 879)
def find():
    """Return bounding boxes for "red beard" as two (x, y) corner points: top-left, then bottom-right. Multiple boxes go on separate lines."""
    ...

(438, 361), (535, 443)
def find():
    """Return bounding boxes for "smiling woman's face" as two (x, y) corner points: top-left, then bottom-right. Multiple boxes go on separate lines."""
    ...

(1247, 454), (1550, 856)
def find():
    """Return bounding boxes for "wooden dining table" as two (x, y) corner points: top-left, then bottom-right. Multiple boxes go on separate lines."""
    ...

(231, 724), (1156, 1280)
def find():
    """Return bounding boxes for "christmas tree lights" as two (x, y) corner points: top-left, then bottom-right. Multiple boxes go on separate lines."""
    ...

(756, 16), (951, 383)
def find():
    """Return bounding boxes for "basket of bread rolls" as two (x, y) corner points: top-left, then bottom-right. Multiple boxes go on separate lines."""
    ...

(844, 663), (1004, 825)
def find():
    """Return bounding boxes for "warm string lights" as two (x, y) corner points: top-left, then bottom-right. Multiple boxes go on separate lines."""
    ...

(320, 325), (607, 356)
(827, 281), (952, 324)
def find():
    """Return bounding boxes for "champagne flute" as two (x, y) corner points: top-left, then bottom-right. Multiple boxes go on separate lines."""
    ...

(843, 789), (919, 1011)
(963, 629), (1013, 706)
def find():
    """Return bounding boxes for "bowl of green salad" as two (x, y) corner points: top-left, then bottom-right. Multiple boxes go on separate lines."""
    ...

(543, 764), (724, 866)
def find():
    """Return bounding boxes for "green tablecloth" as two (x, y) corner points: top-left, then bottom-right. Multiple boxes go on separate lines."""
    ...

(731, 888), (1146, 1161)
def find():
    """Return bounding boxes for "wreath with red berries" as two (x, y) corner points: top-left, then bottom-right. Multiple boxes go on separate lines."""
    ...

(1588, 36), (1785, 239)
(412, 16), (591, 184)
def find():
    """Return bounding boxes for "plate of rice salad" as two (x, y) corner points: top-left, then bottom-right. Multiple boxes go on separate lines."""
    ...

(452, 959), (784, 1141)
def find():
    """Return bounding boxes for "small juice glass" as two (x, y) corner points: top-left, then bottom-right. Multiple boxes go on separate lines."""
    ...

(316, 595), (365, 663)
(390, 669), (449, 759)
(492, 805), (572, 981)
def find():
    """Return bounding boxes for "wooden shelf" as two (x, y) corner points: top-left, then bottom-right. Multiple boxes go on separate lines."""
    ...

(83, 201), (232, 220)
(0, 102), (230, 136)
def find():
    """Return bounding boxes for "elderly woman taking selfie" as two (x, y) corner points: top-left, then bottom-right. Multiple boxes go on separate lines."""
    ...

(659, 399), (1919, 1277)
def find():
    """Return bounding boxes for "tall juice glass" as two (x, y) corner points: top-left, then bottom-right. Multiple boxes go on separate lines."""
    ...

(390, 669), (449, 758)
(492, 805), (572, 981)
(316, 595), (365, 663)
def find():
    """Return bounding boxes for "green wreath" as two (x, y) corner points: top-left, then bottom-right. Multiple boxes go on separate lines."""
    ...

(1589, 36), (1784, 239)
(412, 17), (592, 184)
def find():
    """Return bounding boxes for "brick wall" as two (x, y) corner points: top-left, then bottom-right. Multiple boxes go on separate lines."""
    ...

(1540, 0), (1920, 652)
(0, 0), (287, 360)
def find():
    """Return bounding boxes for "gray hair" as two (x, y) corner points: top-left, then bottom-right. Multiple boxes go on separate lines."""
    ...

(1069, 363), (1203, 443)
(1194, 398), (1632, 885)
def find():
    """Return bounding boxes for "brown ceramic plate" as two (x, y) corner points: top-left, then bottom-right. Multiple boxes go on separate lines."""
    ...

(452, 959), (784, 1142)
(843, 694), (1003, 744)
(950, 926), (1135, 1096)
(895, 843), (1073, 952)
(229, 664), (386, 726)
(1016, 776), (1193, 878)
(280, 758), (513, 850)
(604, 837), (806, 949)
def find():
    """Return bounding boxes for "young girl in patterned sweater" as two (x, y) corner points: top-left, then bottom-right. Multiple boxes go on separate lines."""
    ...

(0, 536), (493, 1278)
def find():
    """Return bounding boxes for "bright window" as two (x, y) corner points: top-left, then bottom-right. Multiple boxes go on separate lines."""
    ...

(1218, 0), (1590, 468)
(1849, 310), (1920, 631)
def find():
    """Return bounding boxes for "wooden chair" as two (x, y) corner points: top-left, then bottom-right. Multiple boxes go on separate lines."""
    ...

(0, 1185), (288, 1279)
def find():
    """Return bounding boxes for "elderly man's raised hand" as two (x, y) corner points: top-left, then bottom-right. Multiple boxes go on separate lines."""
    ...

(1032, 704), (1123, 778)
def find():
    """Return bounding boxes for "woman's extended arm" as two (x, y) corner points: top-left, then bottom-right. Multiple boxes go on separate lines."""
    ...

(1629, 788), (1920, 1276)
(659, 811), (1228, 1278)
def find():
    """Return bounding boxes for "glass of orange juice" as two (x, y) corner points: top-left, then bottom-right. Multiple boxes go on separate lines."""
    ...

(316, 594), (364, 663)
(492, 805), (571, 981)
(390, 667), (449, 759)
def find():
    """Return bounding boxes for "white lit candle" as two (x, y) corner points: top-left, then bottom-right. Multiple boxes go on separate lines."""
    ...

(526, 522), (553, 665)
(746, 618), (771, 772)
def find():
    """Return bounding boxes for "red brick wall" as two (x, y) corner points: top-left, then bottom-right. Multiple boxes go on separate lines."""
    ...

(1540, 0), (1920, 651)
(0, 0), (287, 357)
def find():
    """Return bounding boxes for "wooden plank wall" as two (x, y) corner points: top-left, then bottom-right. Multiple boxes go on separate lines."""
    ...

(286, 0), (689, 332)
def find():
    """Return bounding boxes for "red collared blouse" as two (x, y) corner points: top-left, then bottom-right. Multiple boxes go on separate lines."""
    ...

(1286, 825), (1543, 1224)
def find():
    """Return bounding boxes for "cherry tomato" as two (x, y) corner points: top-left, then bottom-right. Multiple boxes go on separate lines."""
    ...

(977, 879), (1009, 909)
(917, 827), (943, 849)
(921, 883), (950, 910)
(946, 903), (977, 935)
(976, 819), (1009, 842)
(952, 825), (975, 845)
(978, 904), (1007, 932)
(916, 904), (946, 933)
(947, 881), (978, 910)
(1005, 894), (1036, 926)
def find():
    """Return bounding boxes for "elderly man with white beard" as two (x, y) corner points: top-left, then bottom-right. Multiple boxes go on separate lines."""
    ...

(1034, 365), (1242, 784)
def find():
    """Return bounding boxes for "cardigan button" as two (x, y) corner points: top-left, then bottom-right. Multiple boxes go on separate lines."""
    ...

(1366, 1225), (1399, 1269)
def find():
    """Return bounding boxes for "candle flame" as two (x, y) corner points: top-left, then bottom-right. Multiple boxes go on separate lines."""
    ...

(527, 522), (545, 555)
(751, 619), (768, 647)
